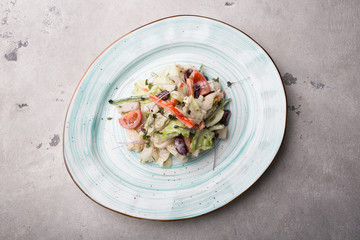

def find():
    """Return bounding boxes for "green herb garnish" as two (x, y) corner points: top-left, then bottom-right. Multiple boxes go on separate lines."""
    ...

(145, 79), (153, 89)
(107, 117), (112, 120)
(199, 64), (204, 73)
(212, 77), (220, 82)
(227, 81), (232, 87)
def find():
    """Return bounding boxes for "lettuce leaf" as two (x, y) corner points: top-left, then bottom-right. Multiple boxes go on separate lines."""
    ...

(190, 129), (214, 151)
(157, 120), (190, 140)
(132, 79), (148, 96)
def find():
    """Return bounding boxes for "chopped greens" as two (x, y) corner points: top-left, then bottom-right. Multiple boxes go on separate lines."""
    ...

(109, 64), (232, 168)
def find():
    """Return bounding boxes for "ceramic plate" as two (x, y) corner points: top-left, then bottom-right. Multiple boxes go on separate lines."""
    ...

(63, 15), (286, 220)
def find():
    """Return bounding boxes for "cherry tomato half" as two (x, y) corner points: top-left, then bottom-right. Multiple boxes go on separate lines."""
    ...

(118, 110), (142, 129)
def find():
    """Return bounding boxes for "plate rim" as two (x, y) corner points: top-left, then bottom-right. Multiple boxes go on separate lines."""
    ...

(62, 14), (288, 221)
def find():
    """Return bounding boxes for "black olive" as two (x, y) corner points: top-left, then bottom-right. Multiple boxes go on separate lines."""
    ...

(174, 136), (188, 155)
(193, 83), (201, 98)
(220, 110), (231, 126)
(184, 69), (193, 80)
(156, 90), (170, 101)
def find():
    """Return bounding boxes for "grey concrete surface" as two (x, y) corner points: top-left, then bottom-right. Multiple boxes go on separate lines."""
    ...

(1, 0), (359, 239)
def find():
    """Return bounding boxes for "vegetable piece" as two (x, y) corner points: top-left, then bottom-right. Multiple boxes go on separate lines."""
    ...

(152, 135), (172, 149)
(170, 86), (186, 102)
(141, 102), (159, 113)
(159, 120), (190, 140)
(192, 150), (200, 157)
(166, 144), (188, 163)
(174, 136), (188, 155)
(198, 121), (205, 130)
(149, 95), (195, 128)
(215, 93), (224, 102)
(153, 64), (179, 91)
(205, 108), (224, 127)
(186, 78), (194, 97)
(109, 96), (148, 105)
(116, 101), (140, 114)
(208, 124), (225, 131)
(156, 149), (172, 167)
(190, 129), (215, 151)
(142, 112), (155, 136)
(139, 146), (158, 163)
(182, 96), (206, 124)
(153, 113), (169, 132)
(124, 129), (145, 152)
(118, 110), (142, 129)
(163, 158), (173, 168)
(220, 110), (231, 126)
(208, 80), (222, 92)
(199, 64), (204, 74)
(216, 127), (227, 140)
(193, 83), (201, 99)
(183, 137), (192, 153)
(156, 90), (170, 101)
(205, 98), (230, 119)
(132, 79), (150, 96)
(170, 98), (178, 106)
(184, 69), (193, 80)
(202, 91), (221, 111)
(190, 70), (211, 95)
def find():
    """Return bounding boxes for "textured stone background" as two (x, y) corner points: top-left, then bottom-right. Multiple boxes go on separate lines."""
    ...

(1, 0), (359, 239)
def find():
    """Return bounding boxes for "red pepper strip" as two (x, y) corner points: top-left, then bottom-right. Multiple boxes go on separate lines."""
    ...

(170, 98), (178, 106)
(142, 88), (150, 92)
(149, 95), (195, 128)
(186, 78), (194, 97)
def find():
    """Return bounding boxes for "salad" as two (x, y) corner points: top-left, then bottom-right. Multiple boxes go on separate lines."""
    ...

(109, 64), (231, 168)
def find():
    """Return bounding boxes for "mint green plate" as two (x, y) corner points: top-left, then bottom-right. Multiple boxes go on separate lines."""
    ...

(63, 15), (286, 220)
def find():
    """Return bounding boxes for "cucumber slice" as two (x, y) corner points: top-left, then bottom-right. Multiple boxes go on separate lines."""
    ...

(109, 96), (148, 105)
(208, 124), (225, 131)
(205, 109), (224, 127)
